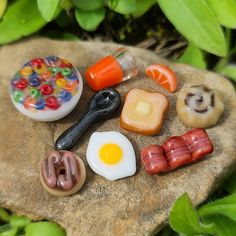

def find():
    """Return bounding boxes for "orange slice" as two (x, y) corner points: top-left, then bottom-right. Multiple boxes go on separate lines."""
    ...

(146, 64), (177, 92)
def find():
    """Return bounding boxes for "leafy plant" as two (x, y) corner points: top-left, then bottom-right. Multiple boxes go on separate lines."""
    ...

(0, 208), (65, 236)
(158, 169), (236, 236)
(0, 0), (235, 81)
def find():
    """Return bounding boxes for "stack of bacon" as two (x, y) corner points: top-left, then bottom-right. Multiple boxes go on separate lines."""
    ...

(141, 128), (213, 175)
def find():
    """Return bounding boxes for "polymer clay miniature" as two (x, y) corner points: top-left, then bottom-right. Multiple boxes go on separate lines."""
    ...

(10, 56), (83, 122)
(141, 128), (213, 175)
(146, 64), (177, 92)
(176, 85), (224, 128)
(85, 47), (138, 91)
(120, 88), (168, 135)
(86, 131), (136, 181)
(40, 150), (86, 196)
(55, 88), (121, 150)
(141, 145), (168, 175)
(162, 136), (192, 170)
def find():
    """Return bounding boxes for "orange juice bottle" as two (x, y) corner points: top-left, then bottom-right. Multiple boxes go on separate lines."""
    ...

(85, 48), (138, 91)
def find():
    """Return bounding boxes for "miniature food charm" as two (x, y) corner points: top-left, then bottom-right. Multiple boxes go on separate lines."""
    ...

(146, 64), (177, 92)
(176, 85), (224, 128)
(85, 47), (138, 91)
(141, 128), (213, 175)
(10, 56), (83, 122)
(120, 88), (168, 135)
(182, 128), (214, 162)
(55, 88), (121, 150)
(40, 150), (86, 196)
(86, 131), (136, 181)
(162, 136), (192, 170)
(141, 145), (168, 175)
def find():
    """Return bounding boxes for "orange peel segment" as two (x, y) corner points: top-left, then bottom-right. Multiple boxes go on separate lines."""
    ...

(146, 64), (177, 93)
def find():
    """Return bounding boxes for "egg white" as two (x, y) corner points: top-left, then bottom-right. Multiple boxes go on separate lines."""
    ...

(86, 131), (136, 181)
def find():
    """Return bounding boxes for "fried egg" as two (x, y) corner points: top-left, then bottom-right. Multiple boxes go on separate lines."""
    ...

(86, 131), (136, 181)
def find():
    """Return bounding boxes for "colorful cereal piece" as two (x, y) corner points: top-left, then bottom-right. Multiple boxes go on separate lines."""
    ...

(62, 68), (72, 76)
(30, 88), (40, 98)
(29, 76), (41, 87)
(120, 88), (168, 135)
(31, 58), (47, 74)
(16, 78), (28, 90)
(56, 77), (67, 88)
(64, 80), (77, 91)
(24, 96), (36, 109)
(19, 66), (33, 77)
(46, 56), (58, 67)
(35, 98), (46, 110)
(182, 128), (213, 162)
(41, 70), (52, 80)
(68, 73), (78, 81)
(49, 66), (61, 75)
(45, 96), (60, 110)
(141, 145), (168, 175)
(162, 136), (192, 170)
(9, 56), (83, 121)
(13, 90), (24, 103)
(146, 64), (177, 92)
(60, 58), (73, 68)
(40, 84), (53, 95)
(58, 90), (72, 102)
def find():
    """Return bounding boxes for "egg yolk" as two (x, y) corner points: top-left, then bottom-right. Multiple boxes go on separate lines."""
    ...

(99, 143), (123, 164)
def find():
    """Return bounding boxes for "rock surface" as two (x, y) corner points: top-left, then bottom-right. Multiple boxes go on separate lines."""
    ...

(0, 38), (235, 236)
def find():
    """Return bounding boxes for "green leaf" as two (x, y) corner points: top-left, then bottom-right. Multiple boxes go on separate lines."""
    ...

(198, 194), (236, 220)
(0, 209), (10, 222)
(219, 64), (236, 82)
(10, 214), (31, 228)
(108, 0), (137, 14)
(24, 222), (66, 236)
(55, 11), (70, 28)
(207, 0), (236, 28)
(169, 193), (214, 235)
(72, 0), (104, 11)
(37, 0), (60, 21)
(177, 42), (206, 69)
(132, 0), (155, 18)
(0, 225), (18, 236)
(201, 215), (236, 236)
(0, 224), (12, 233)
(0, 0), (47, 44)
(224, 170), (236, 193)
(157, 0), (227, 57)
(0, 0), (7, 19)
(157, 226), (179, 236)
(62, 32), (79, 40)
(60, 0), (73, 10)
(75, 7), (105, 31)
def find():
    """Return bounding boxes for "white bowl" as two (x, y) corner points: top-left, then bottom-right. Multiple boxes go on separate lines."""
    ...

(9, 56), (83, 122)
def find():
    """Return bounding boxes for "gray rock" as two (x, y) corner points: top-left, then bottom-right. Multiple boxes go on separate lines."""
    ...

(0, 38), (235, 236)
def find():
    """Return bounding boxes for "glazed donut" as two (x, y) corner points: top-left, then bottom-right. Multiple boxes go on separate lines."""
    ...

(176, 85), (224, 128)
(40, 151), (86, 196)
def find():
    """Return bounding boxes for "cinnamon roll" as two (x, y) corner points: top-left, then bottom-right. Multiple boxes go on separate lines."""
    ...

(176, 85), (224, 128)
